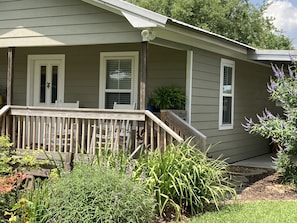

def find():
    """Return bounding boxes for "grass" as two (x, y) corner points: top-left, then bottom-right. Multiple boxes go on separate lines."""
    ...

(187, 201), (297, 223)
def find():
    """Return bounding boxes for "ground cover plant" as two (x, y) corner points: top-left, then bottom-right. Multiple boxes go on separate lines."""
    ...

(243, 63), (297, 184)
(4, 141), (236, 222)
(187, 201), (297, 223)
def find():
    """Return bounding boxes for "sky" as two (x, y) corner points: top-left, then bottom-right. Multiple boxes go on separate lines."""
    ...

(250, 0), (297, 48)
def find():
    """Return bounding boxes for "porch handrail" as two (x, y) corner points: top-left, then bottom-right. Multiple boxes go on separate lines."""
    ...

(160, 110), (207, 151)
(0, 105), (185, 155)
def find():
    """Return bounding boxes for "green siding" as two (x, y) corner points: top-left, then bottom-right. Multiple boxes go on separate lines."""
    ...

(191, 49), (276, 162)
(0, 0), (140, 47)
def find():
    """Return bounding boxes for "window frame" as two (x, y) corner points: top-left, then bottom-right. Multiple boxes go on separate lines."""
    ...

(99, 51), (139, 109)
(219, 58), (235, 130)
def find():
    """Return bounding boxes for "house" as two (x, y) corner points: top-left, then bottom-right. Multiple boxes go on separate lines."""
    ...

(0, 0), (295, 162)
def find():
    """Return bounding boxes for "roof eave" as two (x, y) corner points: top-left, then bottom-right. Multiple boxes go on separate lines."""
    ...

(248, 49), (297, 62)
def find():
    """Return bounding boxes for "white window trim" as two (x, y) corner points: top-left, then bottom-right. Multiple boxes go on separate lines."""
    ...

(99, 51), (139, 109)
(26, 54), (65, 106)
(219, 58), (235, 130)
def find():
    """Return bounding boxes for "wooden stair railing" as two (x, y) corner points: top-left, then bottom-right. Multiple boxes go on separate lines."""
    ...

(160, 110), (207, 151)
(0, 106), (184, 155)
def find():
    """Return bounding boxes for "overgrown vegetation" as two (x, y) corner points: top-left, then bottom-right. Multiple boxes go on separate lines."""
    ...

(243, 63), (297, 184)
(1, 136), (236, 222)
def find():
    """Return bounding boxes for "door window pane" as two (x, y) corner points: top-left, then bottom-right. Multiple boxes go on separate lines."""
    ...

(39, 66), (46, 103)
(105, 93), (130, 109)
(51, 66), (58, 103)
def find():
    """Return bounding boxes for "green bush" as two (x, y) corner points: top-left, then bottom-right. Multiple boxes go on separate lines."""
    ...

(45, 164), (155, 223)
(148, 86), (186, 110)
(133, 141), (236, 220)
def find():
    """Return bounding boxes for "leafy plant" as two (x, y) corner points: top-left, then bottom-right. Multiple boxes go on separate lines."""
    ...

(45, 164), (155, 223)
(243, 63), (297, 184)
(148, 86), (186, 110)
(133, 141), (236, 220)
(5, 179), (51, 223)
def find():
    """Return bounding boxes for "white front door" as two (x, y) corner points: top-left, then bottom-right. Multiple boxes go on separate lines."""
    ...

(27, 55), (65, 106)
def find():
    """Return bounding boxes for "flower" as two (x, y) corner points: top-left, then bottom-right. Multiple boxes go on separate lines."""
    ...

(8, 215), (17, 223)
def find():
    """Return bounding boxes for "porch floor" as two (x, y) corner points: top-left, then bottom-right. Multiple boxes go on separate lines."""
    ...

(230, 153), (276, 169)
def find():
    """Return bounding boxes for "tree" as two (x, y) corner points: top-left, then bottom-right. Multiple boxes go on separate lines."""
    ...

(126, 0), (293, 49)
(243, 63), (297, 184)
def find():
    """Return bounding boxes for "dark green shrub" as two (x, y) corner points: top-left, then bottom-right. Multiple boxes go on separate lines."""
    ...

(45, 164), (155, 223)
(148, 86), (186, 110)
(133, 141), (236, 220)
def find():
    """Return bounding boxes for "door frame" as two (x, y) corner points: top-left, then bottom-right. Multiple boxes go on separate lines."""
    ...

(26, 54), (65, 106)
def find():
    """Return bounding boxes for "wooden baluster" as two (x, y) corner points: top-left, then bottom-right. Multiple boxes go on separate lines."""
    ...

(92, 120), (96, 155)
(53, 117), (57, 152)
(69, 118), (74, 153)
(43, 118), (46, 151)
(22, 116), (26, 149)
(87, 119), (91, 152)
(12, 116), (16, 148)
(64, 118), (68, 153)
(27, 117), (31, 149)
(150, 119), (154, 151)
(48, 117), (52, 151)
(17, 116), (21, 149)
(32, 116), (36, 150)
(37, 116), (41, 149)
(98, 119), (103, 153)
(81, 119), (86, 153)
(75, 119), (79, 154)
(59, 117), (63, 152)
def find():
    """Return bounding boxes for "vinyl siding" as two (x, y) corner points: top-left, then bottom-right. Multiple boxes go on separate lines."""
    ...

(0, 0), (141, 47)
(147, 44), (187, 97)
(191, 49), (276, 162)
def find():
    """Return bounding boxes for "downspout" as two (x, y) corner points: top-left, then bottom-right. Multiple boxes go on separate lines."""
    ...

(140, 29), (156, 110)
(7, 47), (15, 105)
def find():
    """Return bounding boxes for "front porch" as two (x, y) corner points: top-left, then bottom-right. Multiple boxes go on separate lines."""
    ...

(0, 105), (206, 155)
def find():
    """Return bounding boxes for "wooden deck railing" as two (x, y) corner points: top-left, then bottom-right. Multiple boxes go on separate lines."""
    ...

(0, 105), (184, 155)
(160, 110), (207, 151)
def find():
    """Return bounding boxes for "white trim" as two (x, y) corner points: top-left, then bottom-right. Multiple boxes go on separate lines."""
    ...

(186, 50), (193, 124)
(26, 54), (65, 106)
(219, 58), (235, 130)
(99, 51), (139, 109)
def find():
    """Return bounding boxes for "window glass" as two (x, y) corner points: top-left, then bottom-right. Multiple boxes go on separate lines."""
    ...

(106, 59), (132, 90)
(105, 93), (130, 109)
(219, 59), (235, 130)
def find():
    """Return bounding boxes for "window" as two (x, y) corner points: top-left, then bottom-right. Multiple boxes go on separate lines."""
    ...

(99, 52), (138, 109)
(219, 59), (235, 130)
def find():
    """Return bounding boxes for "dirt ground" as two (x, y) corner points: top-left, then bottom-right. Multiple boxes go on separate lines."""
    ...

(230, 166), (297, 201)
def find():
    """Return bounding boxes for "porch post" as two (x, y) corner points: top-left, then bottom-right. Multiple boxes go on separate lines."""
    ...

(140, 41), (148, 110)
(7, 47), (15, 105)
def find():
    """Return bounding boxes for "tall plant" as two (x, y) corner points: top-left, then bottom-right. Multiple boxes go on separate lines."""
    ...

(243, 63), (297, 183)
(133, 141), (235, 220)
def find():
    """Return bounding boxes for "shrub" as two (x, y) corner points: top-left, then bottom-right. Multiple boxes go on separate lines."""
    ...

(133, 141), (236, 220)
(148, 86), (186, 110)
(45, 164), (155, 223)
(243, 63), (297, 184)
